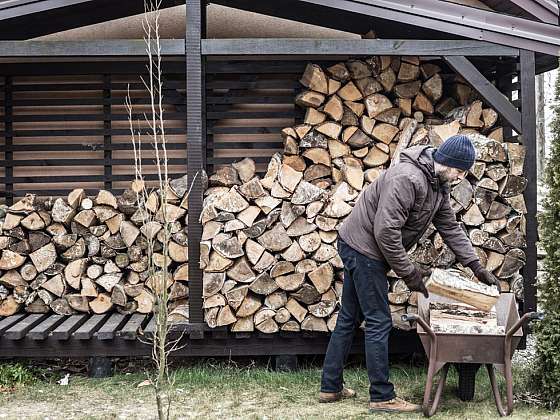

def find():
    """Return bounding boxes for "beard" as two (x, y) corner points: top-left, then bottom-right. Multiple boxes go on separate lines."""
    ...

(436, 167), (455, 185)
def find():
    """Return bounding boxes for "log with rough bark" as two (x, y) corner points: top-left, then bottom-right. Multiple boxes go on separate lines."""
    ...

(0, 175), (191, 320)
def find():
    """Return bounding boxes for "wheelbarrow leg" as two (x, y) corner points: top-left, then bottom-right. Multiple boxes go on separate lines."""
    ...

(422, 363), (450, 417)
(486, 364), (512, 416)
(489, 311), (543, 417)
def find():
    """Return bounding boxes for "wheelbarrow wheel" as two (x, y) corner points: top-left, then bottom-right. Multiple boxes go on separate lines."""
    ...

(456, 363), (480, 401)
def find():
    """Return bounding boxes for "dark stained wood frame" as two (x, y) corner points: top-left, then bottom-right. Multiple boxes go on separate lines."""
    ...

(520, 50), (537, 315)
(0, 5), (542, 353)
(186, 0), (206, 331)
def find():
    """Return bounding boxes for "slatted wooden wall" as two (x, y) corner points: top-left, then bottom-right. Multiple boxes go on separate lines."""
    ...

(0, 61), (188, 204)
(0, 58), (346, 204)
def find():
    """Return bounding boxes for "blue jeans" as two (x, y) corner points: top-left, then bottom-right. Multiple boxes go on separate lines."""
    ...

(320, 240), (396, 402)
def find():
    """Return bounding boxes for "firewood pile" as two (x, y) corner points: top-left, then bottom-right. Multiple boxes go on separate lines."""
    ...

(0, 178), (190, 321)
(0, 55), (527, 330)
(201, 56), (527, 333)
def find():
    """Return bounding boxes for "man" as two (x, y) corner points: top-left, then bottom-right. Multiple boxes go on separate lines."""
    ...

(319, 135), (500, 413)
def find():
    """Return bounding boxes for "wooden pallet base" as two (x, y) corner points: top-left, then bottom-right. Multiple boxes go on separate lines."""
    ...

(0, 314), (422, 358)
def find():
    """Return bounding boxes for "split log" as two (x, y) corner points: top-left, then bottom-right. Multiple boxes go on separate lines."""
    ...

(426, 268), (499, 311)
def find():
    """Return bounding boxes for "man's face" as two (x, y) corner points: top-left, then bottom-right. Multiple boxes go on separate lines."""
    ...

(436, 165), (467, 185)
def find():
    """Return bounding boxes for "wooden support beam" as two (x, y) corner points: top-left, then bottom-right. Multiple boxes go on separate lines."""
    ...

(520, 49), (537, 314)
(202, 39), (519, 56)
(444, 56), (522, 134)
(0, 40), (185, 57)
(186, 0), (206, 325)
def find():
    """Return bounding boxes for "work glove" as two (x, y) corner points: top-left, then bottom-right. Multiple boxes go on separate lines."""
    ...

(402, 266), (431, 298)
(467, 260), (502, 293)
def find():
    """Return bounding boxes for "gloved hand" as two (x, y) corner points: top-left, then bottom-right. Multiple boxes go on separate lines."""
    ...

(467, 261), (502, 293)
(402, 266), (431, 298)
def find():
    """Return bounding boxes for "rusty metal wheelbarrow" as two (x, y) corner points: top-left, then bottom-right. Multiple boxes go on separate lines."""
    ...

(402, 292), (542, 417)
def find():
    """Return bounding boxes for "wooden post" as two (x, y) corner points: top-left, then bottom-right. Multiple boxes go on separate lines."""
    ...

(186, 0), (206, 332)
(4, 76), (13, 205)
(520, 50), (537, 314)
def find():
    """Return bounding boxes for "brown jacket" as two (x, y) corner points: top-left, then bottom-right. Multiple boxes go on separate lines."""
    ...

(338, 146), (479, 278)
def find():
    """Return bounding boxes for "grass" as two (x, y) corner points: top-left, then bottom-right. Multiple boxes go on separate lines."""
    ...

(0, 358), (558, 419)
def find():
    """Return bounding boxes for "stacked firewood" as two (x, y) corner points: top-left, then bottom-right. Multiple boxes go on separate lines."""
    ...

(0, 178), (190, 321)
(201, 56), (527, 333)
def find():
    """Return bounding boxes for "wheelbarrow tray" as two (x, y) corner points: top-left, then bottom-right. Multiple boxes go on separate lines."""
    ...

(416, 293), (522, 371)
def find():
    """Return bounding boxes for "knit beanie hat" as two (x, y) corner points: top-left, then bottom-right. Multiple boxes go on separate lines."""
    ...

(433, 135), (476, 171)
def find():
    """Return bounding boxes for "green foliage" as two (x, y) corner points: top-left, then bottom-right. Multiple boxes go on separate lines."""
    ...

(533, 67), (560, 408)
(0, 363), (36, 388)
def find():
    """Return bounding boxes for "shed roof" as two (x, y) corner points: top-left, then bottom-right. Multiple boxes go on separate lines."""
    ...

(0, 0), (558, 59)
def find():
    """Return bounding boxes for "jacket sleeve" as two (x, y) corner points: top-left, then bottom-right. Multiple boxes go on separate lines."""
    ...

(373, 174), (417, 278)
(432, 194), (479, 266)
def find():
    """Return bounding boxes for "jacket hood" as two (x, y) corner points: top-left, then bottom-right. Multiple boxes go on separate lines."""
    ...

(399, 145), (446, 192)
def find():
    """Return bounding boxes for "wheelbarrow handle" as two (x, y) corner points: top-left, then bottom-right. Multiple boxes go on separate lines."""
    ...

(505, 311), (544, 340)
(401, 314), (436, 342)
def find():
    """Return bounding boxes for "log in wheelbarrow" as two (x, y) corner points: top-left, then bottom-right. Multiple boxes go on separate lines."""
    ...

(402, 292), (542, 417)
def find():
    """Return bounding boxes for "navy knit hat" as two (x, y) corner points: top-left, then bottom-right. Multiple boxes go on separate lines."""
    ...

(433, 135), (476, 171)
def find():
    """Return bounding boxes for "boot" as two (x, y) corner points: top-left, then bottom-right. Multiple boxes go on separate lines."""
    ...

(318, 387), (357, 403)
(368, 396), (421, 413)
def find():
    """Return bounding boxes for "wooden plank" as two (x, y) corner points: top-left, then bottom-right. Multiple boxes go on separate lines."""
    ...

(207, 111), (296, 120)
(1, 127), (187, 137)
(186, 0), (205, 325)
(144, 315), (157, 336)
(207, 156), (275, 165)
(205, 96), (293, 105)
(212, 142), (283, 149)
(117, 314), (147, 341)
(0, 314), (26, 335)
(202, 39), (519, 56)
(7, 189), (127, 198)
(0, 61), (187, 76)
(51, 314), (88, 340)
(0, 173), (187, 184)
(73, 314), (110, 340)
(520, 49), (538, 314)
(0, 158), (187, 167)
(0, 40), (185, 57)
(10, 97), (185, 106)
(4, 314), (49, 340)
(2, 143), (186, 152)
(444, 56), (522, 134)
(95, 313), (129, 340)
(10, 80), (184, 92)
(208, 126), (283, 135)
(27, 314), (65, 340)
(5, 112), (187, 122)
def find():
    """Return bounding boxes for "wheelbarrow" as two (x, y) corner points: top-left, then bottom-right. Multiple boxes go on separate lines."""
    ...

(402, 292), (542, 417)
